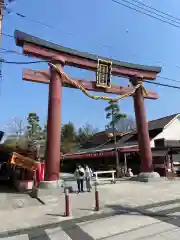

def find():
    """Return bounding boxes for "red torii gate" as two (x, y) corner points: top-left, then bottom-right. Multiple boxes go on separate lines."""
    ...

(15, 30), (161, 187)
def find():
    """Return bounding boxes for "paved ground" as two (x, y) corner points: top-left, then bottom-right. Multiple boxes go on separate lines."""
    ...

(1, 180), (180, 239)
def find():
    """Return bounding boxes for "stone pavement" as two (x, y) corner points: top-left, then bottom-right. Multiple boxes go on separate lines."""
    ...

(1, 180), (180, 239)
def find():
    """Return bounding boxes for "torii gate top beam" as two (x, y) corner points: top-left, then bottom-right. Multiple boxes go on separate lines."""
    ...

(14, 30), (161, 80)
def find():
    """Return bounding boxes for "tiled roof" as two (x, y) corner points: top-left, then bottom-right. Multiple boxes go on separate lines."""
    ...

(64, 114), (179, 156)
(130, 113), (178, 135)
(146, 113), (178, 131)
(115, 114), (179, 147)
(15, 30), (161, 73)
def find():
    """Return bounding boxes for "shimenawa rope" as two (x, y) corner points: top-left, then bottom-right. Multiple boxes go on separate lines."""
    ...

(48, 62), (148, 102)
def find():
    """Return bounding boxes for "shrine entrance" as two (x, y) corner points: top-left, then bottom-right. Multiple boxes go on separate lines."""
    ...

(15, 30), (161, 186)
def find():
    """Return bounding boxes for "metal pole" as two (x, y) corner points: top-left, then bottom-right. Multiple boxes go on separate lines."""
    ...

(94, 182), (100, 211)
(65, 188), (70, 217)
(124, 153), (127, 176)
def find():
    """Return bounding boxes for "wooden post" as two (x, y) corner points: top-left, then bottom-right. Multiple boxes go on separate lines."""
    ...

(131, 77), (153, 174)
(124, 153), (127, 176)
(44, 61), (63, 182)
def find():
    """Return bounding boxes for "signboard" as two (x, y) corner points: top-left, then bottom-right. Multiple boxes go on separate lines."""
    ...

(96, 59), (112, 88)
(62, 150), (115, 160)
(8, 152), (38, 171)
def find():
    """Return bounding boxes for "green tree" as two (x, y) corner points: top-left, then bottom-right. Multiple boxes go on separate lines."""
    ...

(61, 122), (77, 153)
(27, 113), (42, 140)
(26, 113), (43, 158)
(105, 100), (127, 178)
(105, 101), (127, 129)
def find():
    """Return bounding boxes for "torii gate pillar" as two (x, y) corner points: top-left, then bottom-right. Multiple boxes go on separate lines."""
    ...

(43, 61), (63, 186)
(132, 77), (160, 180)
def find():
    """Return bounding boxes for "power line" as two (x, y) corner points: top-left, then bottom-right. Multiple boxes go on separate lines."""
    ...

(1, 55), (180, 83)
(130, 0), (180, 23)
(111, 0), (180, 29)
(1, 57), (180, 88)
(158, 76), (180, 84)
(2, 32), (13, 38)
(3, 9), (180, 69)
(10, 2), (180, 31)
(145, 80), (180, 90)
(126, 0), (180, 25)
(0, 47), (23, 55)
(1, 59), (48, 64)
(14, 12), (74, 37)
(3, 30), (180, 71)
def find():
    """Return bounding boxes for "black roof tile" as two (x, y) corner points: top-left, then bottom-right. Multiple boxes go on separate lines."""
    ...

(66, 114), (179, 155)
(14, 30), (161, 73)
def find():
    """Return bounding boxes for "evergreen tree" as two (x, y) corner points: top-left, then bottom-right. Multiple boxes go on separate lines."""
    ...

(61, 122), (77, 153)
(27, 113), (42, 141)
(105, 101), (127, 130)
(26, 113), (42, 158)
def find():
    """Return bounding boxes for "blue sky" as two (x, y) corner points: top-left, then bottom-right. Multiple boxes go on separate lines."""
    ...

(1, 0), (180, 134)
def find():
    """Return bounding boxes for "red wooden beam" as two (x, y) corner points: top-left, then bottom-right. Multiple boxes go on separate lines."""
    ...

(23, 43), (159, 80)
(23, 69), (159, 99)
(15, 30), (161, 80)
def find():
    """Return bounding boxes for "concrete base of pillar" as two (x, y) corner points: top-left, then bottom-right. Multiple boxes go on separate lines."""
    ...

(131, 172), (161, 182)
(39, 180), (63, 189)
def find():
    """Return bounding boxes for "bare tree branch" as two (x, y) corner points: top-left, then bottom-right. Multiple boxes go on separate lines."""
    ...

(6, 117), (27, 136)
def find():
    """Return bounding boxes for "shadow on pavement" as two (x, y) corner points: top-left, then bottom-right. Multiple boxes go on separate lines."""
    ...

(105, 203), (180, 228)
(46, 213), (65, 217)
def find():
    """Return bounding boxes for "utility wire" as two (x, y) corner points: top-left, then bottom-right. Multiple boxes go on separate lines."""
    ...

(1, 59), (48, 64)
(2, 32), (13, 38)
(14, 12), (74, 36)
(111, 0), (180, 29)
(0, 47), (23, 56)
(0, 47), (180, 85)
(10, 2), (180, 31)
(3, 31), (180, 72)
(130, 0), (180, 23)
(3, 9), (180, 68)
(158, 76), (180, 84)
(1, 58), (180, 88)
(125, 0), (180, 25)
(145, 80), (180, 90)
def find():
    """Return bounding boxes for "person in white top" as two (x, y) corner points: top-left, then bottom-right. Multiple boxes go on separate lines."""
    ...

(74, 165), (85, 193)
(127, 168), (134, 177)
(85, 165), (93, 192)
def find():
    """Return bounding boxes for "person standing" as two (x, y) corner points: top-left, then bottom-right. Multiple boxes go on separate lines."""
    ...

(85, 165), (93, 192)
(74, 165), (85, 193)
